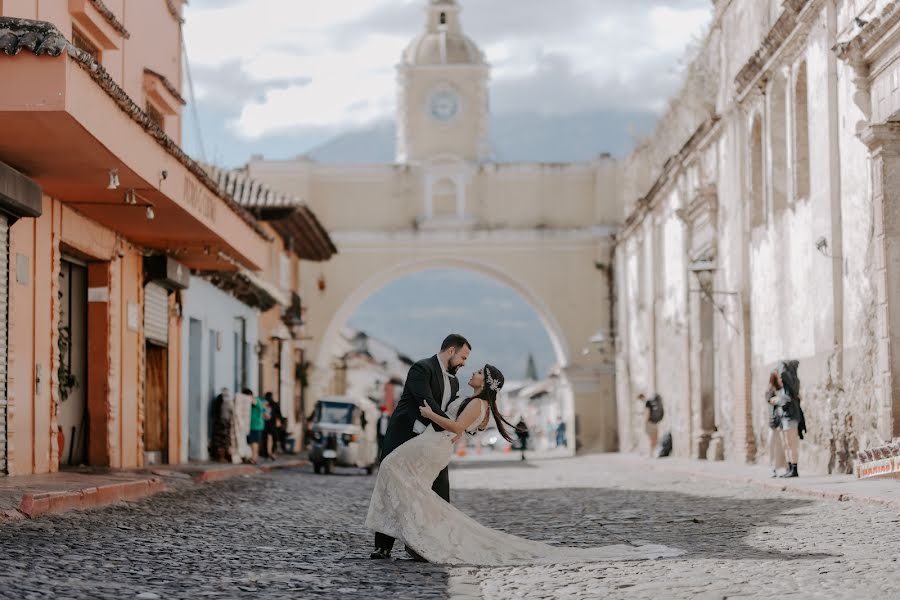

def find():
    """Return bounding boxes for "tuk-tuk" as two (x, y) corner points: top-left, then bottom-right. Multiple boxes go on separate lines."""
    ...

(309, 396), (379, 475)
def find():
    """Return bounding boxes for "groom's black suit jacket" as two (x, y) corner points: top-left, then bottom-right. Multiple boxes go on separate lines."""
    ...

(380, 355), (459, 500)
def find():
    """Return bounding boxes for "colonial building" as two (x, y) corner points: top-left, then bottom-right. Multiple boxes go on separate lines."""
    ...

(0, 2), (334, 474)
(614, 0), (900, 474)
(329, 328), (413, 412)
(248, 0), (621, 452)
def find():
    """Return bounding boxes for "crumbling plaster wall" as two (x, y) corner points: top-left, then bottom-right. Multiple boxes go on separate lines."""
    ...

(616, 0), (892, 472)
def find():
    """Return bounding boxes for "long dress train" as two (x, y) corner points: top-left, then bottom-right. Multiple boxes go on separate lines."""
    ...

(366, 399), (683, 566)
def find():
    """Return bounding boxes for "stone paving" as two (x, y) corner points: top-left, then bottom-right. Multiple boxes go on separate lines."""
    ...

(1, 454), (898, 598)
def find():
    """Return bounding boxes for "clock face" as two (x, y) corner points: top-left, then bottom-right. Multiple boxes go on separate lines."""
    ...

(429, 90), (460, 122)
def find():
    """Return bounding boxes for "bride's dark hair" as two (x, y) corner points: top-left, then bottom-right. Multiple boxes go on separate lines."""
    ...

(458, 364), (519, 443)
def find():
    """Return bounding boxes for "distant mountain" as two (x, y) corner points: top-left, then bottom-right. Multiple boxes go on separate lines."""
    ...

(307, 110), (656, 164)
(308, 121), (397, 163)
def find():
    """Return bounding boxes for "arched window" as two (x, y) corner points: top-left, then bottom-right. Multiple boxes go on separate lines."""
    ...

(769, 75), (788, 214)
(750, 114), (765, 227)
(793, 61), (810, 201)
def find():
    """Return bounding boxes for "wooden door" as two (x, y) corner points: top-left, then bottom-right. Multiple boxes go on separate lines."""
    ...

(144, 343), (168, 462)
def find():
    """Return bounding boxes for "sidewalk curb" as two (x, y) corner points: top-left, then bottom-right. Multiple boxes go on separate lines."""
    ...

(17, 478), (167, 518)
(635, 459), (900, 510)
(258, 459), (308, 473)
(192, 465), (259, 483)
(1, 458), (310, 523)
(192, 459), (309, 483)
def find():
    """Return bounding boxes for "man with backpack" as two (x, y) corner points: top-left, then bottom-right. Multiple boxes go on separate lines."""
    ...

(639, 393), (664, 457)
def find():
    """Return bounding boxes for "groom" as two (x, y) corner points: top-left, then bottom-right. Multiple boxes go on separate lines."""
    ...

(370, 333), (471, 560)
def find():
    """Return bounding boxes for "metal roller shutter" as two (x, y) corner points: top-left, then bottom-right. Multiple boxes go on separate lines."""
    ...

(144, 282), (169, 346)
(0, 214), (8, 474)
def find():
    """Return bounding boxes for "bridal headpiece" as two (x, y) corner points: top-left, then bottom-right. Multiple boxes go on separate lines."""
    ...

(484, 365), (503, 392)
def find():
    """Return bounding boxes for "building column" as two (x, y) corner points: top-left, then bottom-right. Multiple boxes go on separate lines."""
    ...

(861, 123), (900, 440)
(684, 184), (720, 459)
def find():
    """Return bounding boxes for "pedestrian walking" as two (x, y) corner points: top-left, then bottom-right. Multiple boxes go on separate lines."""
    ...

(555, 419), (567, 448)
(376, 405), (390, 463)
(515, 417), (529, 460)
(765, 371), (787, 477)
(641, 393), (664, 457)
(263, 391), (285, 460)
(248, 392), (266, 465)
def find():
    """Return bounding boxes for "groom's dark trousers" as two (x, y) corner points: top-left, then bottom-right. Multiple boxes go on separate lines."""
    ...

(374, 355), (458, 553)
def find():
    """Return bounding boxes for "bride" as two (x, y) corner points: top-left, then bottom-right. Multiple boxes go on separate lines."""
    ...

(366, 364), (682, 566)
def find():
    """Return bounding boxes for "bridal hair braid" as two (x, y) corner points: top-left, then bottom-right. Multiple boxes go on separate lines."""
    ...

(458, 364), (520, 443)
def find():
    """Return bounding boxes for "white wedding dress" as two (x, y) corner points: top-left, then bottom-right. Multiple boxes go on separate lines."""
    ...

(366, 398), (683, 566)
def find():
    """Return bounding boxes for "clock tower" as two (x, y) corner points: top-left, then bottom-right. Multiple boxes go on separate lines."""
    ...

(396, 0), (490, 164)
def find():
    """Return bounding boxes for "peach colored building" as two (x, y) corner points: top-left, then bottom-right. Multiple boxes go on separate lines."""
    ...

(0, 1), (272, 475)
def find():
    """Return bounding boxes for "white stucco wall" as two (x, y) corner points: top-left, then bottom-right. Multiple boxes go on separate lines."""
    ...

(179, 277), (259, 462)
(614, 0), (900, 471)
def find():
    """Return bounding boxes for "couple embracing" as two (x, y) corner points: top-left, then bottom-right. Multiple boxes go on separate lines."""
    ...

(366, 334), (683, 567)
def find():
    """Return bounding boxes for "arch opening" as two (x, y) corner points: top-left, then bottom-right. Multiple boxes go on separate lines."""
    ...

(311, 256), (576, 453)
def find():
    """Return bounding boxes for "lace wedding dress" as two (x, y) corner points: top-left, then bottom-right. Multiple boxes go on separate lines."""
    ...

(366, 398), (682, 566)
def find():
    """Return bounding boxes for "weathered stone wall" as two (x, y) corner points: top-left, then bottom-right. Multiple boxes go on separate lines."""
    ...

(615, 0), (900, 472)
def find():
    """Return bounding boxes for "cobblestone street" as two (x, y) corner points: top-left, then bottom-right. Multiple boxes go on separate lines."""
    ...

(1, 454), (898, 599)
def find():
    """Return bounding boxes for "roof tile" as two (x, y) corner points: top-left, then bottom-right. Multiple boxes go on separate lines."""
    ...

(0, 18), (68, 56)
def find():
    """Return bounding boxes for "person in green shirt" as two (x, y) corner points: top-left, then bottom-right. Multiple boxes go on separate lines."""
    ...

(248, 393), (266, 464)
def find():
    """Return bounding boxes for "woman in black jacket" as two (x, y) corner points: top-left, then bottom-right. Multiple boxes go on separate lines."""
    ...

(769, 368), (802, 478)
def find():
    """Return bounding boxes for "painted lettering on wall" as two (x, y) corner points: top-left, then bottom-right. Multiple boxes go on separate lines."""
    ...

(182, 176), (217, 222)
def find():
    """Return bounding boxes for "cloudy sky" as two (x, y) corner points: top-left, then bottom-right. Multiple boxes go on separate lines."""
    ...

(182, 0), (711, 166)
(181, 0), (711, 379)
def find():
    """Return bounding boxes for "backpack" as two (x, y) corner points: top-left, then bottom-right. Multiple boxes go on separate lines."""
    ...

(657, 432), (673, 457)
(648, 394), (664, 424)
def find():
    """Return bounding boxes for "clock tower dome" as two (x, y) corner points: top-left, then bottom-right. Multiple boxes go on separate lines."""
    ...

(396, 0), (490, 164)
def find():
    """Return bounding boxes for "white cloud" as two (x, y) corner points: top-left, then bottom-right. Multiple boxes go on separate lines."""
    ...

(183, 0), (711, 140)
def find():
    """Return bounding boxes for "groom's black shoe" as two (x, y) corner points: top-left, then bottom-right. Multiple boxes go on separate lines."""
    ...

(405, 545), (428, 562)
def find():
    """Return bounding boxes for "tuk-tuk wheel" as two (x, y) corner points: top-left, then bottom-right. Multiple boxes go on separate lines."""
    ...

(324, 460), (333, 475)
(365, 465), (374, 475)
(313, 462), (322, 474)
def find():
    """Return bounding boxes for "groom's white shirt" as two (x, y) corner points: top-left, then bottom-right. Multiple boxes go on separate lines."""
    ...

(413, 355), (452, 435)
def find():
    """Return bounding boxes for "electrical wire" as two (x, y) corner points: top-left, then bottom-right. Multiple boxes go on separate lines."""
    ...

(180, 26), (208, 163)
